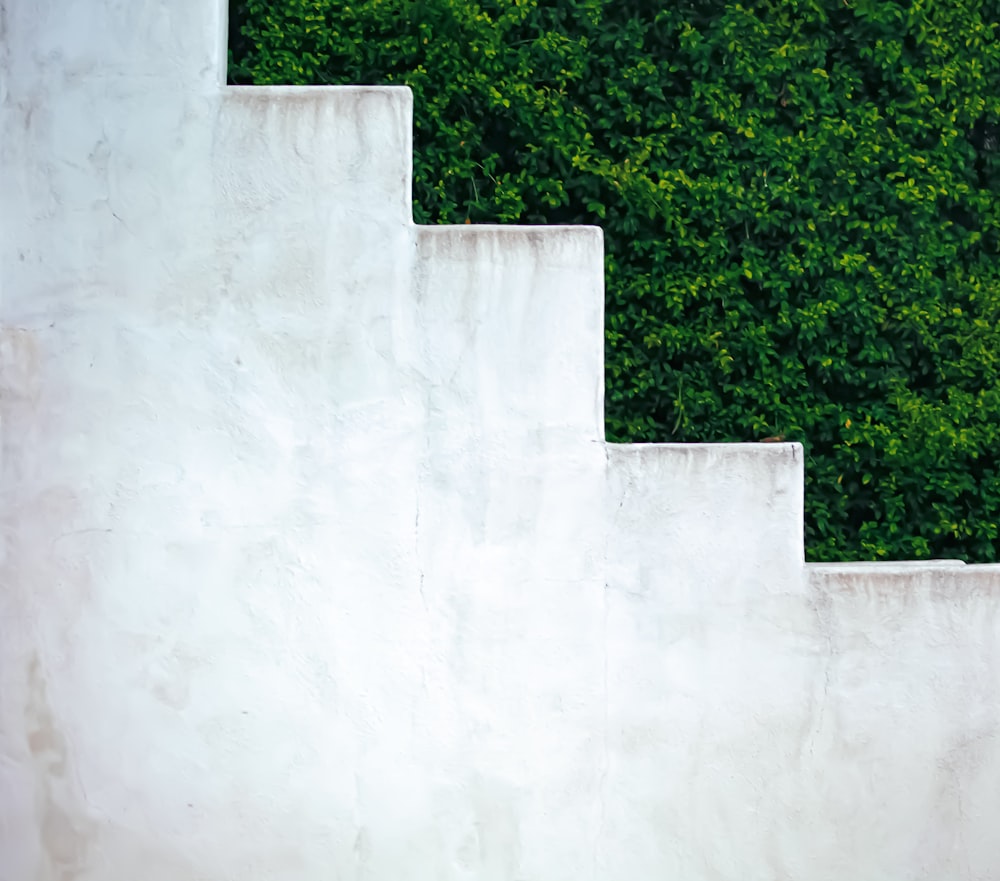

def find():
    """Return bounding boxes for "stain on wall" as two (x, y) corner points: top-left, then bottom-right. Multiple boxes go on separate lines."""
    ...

(25, 654), (98, 881)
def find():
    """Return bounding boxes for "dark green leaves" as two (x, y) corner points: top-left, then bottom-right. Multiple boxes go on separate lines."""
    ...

(231, 0), (1000, 561)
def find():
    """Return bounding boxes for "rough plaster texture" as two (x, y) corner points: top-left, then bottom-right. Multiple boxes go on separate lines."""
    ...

(1, 2), (999, 880)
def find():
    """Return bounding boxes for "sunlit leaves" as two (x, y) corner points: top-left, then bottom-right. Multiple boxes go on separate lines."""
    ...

(231, 0), (1000, 561)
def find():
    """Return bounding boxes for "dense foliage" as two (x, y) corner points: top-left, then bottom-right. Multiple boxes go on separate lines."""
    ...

(230, 0), (1000, 562)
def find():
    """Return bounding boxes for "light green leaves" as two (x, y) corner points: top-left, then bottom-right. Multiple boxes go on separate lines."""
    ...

(231, 0), (1000, 562)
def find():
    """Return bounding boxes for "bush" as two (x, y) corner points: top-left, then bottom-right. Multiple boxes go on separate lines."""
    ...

(230, 0), (1000, 562)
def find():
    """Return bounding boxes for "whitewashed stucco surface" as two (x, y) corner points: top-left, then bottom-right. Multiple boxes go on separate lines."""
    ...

(1, 2), (999, 880)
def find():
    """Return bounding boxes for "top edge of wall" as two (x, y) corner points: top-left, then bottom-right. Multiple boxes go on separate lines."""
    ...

(808, 561), (1000, 583)
(416, 223), (604, 236)
(608, 441), (804, 456)
(809, 560), (969, 569)
(224, 85), (414, 96)
(811, 562), (1000, 572)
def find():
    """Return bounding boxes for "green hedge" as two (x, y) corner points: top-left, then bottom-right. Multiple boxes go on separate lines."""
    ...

(229, 0), (1000, 562)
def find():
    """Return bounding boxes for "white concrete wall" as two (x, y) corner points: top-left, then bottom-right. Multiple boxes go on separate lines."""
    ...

(1, 2), (998, 880)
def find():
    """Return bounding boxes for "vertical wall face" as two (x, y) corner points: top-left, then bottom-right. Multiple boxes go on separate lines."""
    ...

(602, 444), (813, 879)
(2, 4), (611, 879)
(800, 565), (1000, 880)
(2, 4), (999, 881)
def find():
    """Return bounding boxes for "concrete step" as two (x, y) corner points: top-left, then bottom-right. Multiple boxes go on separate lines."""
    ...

(607, 442), (806, 605)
